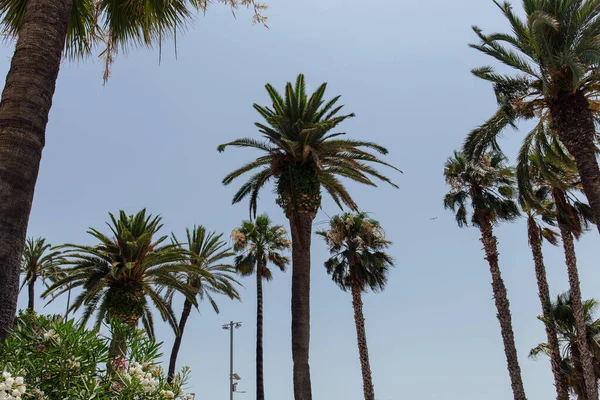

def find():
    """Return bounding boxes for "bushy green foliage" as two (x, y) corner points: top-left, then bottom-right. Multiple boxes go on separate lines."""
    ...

(0, 312), (195, 400)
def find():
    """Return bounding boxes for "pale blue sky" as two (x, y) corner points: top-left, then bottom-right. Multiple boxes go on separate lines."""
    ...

(3, 0), (600, 399)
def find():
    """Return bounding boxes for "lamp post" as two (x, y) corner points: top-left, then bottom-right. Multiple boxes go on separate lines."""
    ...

(222, 321), (242, 400)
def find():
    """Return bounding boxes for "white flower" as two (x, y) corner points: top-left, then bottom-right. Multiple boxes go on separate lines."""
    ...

(4, 378), (13, 389)
(11, 389), (21, 398)
(0, 384), (5, 391)
(163, 390), (175, 399)
(1, 373), (9, 380)
(13, 378), (22, 387)
(0, 391), (7, 400)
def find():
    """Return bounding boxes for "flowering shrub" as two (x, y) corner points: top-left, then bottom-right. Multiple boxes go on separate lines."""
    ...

(0, 312), (195, 400)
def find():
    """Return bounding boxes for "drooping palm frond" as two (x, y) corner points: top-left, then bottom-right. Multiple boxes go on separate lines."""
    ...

(444, 150), (520, 228)
(465, 0), (600, 163)
(219, 74), (401, 218)
(317, 212), (393, 292)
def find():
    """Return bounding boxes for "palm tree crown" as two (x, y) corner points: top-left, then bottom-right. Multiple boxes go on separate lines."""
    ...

(465, 0), (600, 158)
(171, 226), (241, 312)
(444, 150), (521, 227)
(218, 74), (400, 217)
(231, 214), (291, 279)
(44, 209), (197, 339)
(317, 212), (393, 292)
(21, 237), (63, 292)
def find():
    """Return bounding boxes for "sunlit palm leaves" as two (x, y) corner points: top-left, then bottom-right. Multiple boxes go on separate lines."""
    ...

(20, 237), (64, 295)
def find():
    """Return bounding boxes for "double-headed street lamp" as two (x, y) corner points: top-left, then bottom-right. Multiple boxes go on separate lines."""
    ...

(222, 321), (243, 400)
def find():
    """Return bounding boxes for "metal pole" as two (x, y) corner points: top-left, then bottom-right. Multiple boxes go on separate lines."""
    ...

(229, 321), (234, 400)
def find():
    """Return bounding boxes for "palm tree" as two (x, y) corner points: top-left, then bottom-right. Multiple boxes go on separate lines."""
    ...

(167, 226), (241, 382)
(43, 209), (197, 358)
(464, 0), (600, 236)
(317, 212), (393, 400)
(0, 0), (266, 342)
(443, 150), (525, 400)
(531, 293), (600, 400)
(218, 74), (400, 400)
(20, 237), (63, 312)
(529, 146), (598, 400)
(230, 214), (290, 400)
(519, 169), (569, 400)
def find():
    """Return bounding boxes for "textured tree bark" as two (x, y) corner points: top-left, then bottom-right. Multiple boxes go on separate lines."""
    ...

(256, 260), (265, 400)
(552, 189), (599, 400)
(351, 277), (375, 400)
(287, 213), (313, 400)
(572, 341), (589, 400)
(27, 275), (37, 312)
(526, 216), (569, 400)
(168, 298), (193, 383)
(550, 91), (600, 236)
(0, 0), (72, 341)
(478, 216), (527, 400)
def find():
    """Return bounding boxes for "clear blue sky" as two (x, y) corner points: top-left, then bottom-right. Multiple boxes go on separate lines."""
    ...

(3, 0), (600, 399)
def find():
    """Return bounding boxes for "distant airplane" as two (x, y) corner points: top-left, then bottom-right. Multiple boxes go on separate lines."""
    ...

(430, 217), (438, 220)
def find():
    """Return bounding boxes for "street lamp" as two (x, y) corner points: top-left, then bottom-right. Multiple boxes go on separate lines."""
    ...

(222, 321), (242, 400)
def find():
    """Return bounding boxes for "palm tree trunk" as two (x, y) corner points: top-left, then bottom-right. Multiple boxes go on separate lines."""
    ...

(168, 298), (193, 383)
(287, 212), (313, 400)
(573, 341), (589, 400)
(27, 275), (37, 312)
(527, 216), (569, 400)
(550, 91), (600, 236)
(351, 277), (375, 400)
(256, 261), (265, 400)
(108, 316), (140, 362)
(553, 189), (598, 400)
(0, 0), (72, 341)
(478, 216), (527, 400)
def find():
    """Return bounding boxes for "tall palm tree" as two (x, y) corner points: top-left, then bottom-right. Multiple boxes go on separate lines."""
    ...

(230, 214), (290, 400)
(218, 74), (400, 400)
(519, 170), (569, 400)
(317, 212), (393, 400)
(20, 237), (63, 312)
(464, 0), (600, 236)
(531, 293), (600, 400)
(443, 150), (525, 400)
(518, 168), (569, 400)
(0, 0), (266, 342)
(43, 209), (197, 358)
(167, 226), (241, 382)
(528, 144), (598, 399)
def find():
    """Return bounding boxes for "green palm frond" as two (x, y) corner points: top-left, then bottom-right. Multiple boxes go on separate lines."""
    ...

(231, 213), (290, 281)
(219, 74), (400, 218)
(318, 212), (394, 293)
(444, 150), (520, 228)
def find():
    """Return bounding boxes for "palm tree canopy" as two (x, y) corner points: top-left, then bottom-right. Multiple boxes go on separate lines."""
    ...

(0, 0), (267, 77)
(218, 74), (401, 217)
(317, 212), (394, 293)
(20, 237), (64, 291)
(169, 225), (241, 314)
(464, 0), (600, 159)
(531, 292), (600, 359)
(43, 209), (198, 339)
(444, 150), (521, 227)
(230, 213), (290, 280)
